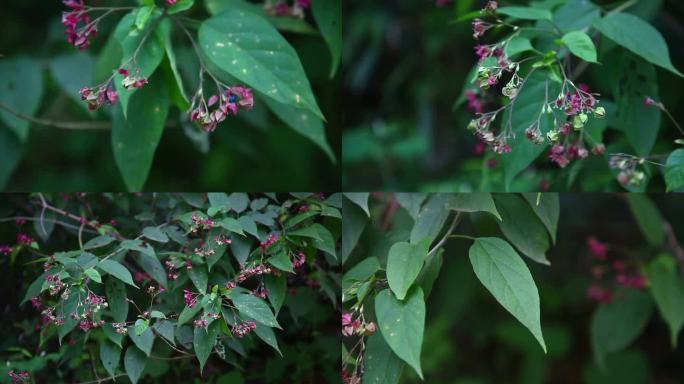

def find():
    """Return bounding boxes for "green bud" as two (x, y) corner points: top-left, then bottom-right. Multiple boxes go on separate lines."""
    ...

(547, 130), (559, 142)
(593, 106), (606, 118)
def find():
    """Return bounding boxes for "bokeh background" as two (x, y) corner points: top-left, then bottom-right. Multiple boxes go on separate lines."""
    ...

(343, 0), (684, 191)
(0, 0), (341, 191)
(390, 193), (684, 383)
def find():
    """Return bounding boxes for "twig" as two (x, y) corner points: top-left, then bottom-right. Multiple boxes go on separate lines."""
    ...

(663, 221), (684, 278)
(427, 212), (462, 257)
(0, 216), (98, 234)
(72, 374), (127, 384)
(0, 102), (111, 130)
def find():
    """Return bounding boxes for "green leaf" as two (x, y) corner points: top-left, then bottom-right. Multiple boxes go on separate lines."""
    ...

(416, 250), (443, 299)
(167, 0), (194, 14)
(261, 95), (335, 163)
(342, 257), (380, 289)
(561, 31), (598, 63)
(188, 264), (209, 293)
(645, 254), (684, 347)
(100, 340), (121, 377)
(194, 320), (220, 374)
(594, 12), (683, 77)
(229, 193), (250, 213)
(217, 217), (245, 236)
(105, 279), (129, 322)
(626, 194), (664, 246)
(142, 226), (169, 242)
(375, 287), (425, 379)
(49, 52), (94, 111)
(0, 123), (25, 189)
(163, 36), (189, 111)
(386, 241), (429, 300)
(342, 197), (367, 263)
(309, 223), (337, 260)
(128, 324), (155, 356)
(113, 13), (169, 117)
(552, 0), (600, 32)
(135, 5), (155, 30)
(665, 149), (684, 192)
(150, 310), (166, 319)
(136, 252), (168, 289)
(264, 275), (286, 315)
(395, 193), (426, 221)
(503, 70), (561, 189)
(153, 320), (176, 346)
(204, 0), (318, 35)
(409, 194), (450, 245)
(469, 237), (547, 352)
(84, 235), (116, 250)
(505, 36), (534, 58)
(232, 293), (280, 328)
(267, 251), (294, 273)
(522, 193), (560, 244)
(497, 6), (552, 21)
(124, 346), (147, 384)
(0, 58), (44, 141)
(134, 319), (149, 336)
(178, 303), (202, 327)
(84, 268), (102, 283)
(447, 193), (501, 220)
(253, 322), (281, 355)
(611, 52), (661, 156)
(199, 9), (324, 119)
(311, 0), (341, 77)
(99, 259), (138, 288)
(343, 193), (370, 216)
(591, 289), (653, 367)
(362, 333), (404, 384)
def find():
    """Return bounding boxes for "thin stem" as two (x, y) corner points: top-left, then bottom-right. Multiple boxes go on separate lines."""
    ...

(427, 212), (462, 257)
(0, 102), (111, 130)
(0, 216), (98, 234)
(661, 106), (684, 138)
(607, 0), (640, 15)
(448, 234), (477, 241)
(72, 374), (127, 384)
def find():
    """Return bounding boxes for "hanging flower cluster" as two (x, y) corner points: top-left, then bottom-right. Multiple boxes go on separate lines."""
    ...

(608, 154), (647, 188)
(232, 320), (257, 337)
(465, 0), (606, 167)
(263, 0), (311, 19)
(585, 237), (647, 304)
(188, 86), (254, 132)
(62, 0), (97, 50)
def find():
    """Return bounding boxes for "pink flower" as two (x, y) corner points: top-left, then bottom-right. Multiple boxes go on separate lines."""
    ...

(292, 251), (306, 269)
(549, 145), (570, 168)
(193, 319), (208, 328)
(342, 313), (352, 326)
(225, 281), (236, 289)
(117, 68), (129, 76)
(166, 0), (178, 5)
(16, 233), (33, 245)
(587, 284), (612, 304)
(587, 237), (607, 260)
(183, 289), (197, 308)
(0, 245), (12, 256)
(643, 96), (657, 107)
(232, 320), (257, 337)
(296, 0), (311, 8)
(185, 260), (193, 270)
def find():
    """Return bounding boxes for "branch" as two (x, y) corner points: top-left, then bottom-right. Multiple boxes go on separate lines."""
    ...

(427, 212), (462, 257)
(0, 102), (111, 130)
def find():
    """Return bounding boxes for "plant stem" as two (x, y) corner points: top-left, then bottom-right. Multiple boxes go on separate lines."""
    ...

(0, 102), (111, 130)
(427, 212), (462, 257)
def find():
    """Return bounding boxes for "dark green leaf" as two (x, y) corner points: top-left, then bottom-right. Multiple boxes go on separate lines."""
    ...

(447, 193), (501, 220)
(626, 194), (664, 245)
(264, 275), (286, 315)
(194, 320), (220, 374)
(469, 237), (547, 351)
(128, 324), (155, 356)
(49, 52), (94, 110)
(375, 287), (425, 379)
(105, 279), (129, 322)
(645, 254), (684, 347)
(665, 149), (684, 192)
(386, 241), (429, 300)
(142, 226), (169, 242)
(232, 293), (280, 328)
(188, 264), (209, 293)
(84, 235), (116, 250)
(99, 259), (138, 288)
(342, 197), (367, 263)
(311, 0), (341, 77)
(362, 333), (403, 384)
(561, 31), (598, 63)
(0, 58), (43, 141)
(100, 340), (121, 377)
(395, 193), (426, 221)
(522, 193), (560, 244)
(410, 194), (450, 245)
(124, 346), (147, 384)
(498, 6), (552, 20)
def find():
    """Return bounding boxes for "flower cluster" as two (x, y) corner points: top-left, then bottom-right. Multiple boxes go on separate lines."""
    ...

(79, 84), (118, 111)
(341, 312), (376, 337)
(16, 233), (34, 245)
(260, 233), (279, 253)
(237, 264), (273, 282)
(193, 319), (209, 328)
(113, 322), (129, 335)
(264, 0), (311, 19)
(193, 246), (215, 258)
(45, 274), (65, 296)
(62, 0), (97, 50)
(188, 86), (254, 132)
(79, 319), (105, 332)
(609, 154), (646, 188)
(165, 260), (180, 280)
(190, 212), (215, 232)
(184, 289), (198, 308)
(292, 251), (306, 269)
(232, 320), (257, 337)
(586, 237), (647, 304)
(7, 370), (30, 383)
(214, 234), (232, 246)
(0, 244), (12, 255)
(252, 286), (268, 299)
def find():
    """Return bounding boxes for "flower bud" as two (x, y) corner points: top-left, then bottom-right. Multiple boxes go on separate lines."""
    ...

(593, 106), (606, 118)
(547, 130), (559, 142)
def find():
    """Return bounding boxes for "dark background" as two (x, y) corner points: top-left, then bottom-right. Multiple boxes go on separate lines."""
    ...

(342, 0), (684, 191)
(0, 0), (341, 191)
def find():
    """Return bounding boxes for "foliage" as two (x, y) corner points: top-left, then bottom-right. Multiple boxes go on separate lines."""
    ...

(0, 192), (340, 383)
(0, 0), (341, 191)
(342, 193), (684, 382)
(343, 0), (684, 192)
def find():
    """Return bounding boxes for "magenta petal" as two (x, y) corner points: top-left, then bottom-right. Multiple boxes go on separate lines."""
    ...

(207, 95), (219, 107)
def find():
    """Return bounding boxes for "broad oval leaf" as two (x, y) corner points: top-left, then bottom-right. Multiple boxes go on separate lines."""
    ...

(188, 264), (209, 293)
(386, 241), (429, 300)
(232, 293), (280, 328)
(665, 149), (684, 192)
(99, 259), (138, 288)
(375, 287), (425, 379)
(497, 6), (552, 21)
(341, 197), (367, 263)
(112, 70), (169, 192)
(124, 346), (147, 384)
(136, 252), (168, 288)
(128, 324), (155, 356)
(469, 237), (547, 352)
(362, 333), (404, 384)
(199, 10), (324, 119)
(194, 320), (220, 374)
(84, 235), (116, 250)
(409, 194), (450, 245)
(505, 36), (534, 58)
(522, 193), (560, 244)
(494, 194), (551, 265)
(142, 226), (169, 242)
(343, 193), (370, 216)
(594, 12), (683, 77)
(105, 278), (129, 322)
(100, 340), (121, 377)
(645, 254), (684, 347)
(561, 31), (598, 63)
(253, 322), (281, 356)
(447, 193), (501, 220)
(311, 0), (341, 77)
(0, 58), (44, 141)
(591, 289), (653, 367)
(626, 194), (664, 246)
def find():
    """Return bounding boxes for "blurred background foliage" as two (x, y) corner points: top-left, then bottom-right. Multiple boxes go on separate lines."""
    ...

(0, 193), (340, 383)
(0, 0), (340, 191)
(345, 193), (684, 383)
(343, 0), (684, 192)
